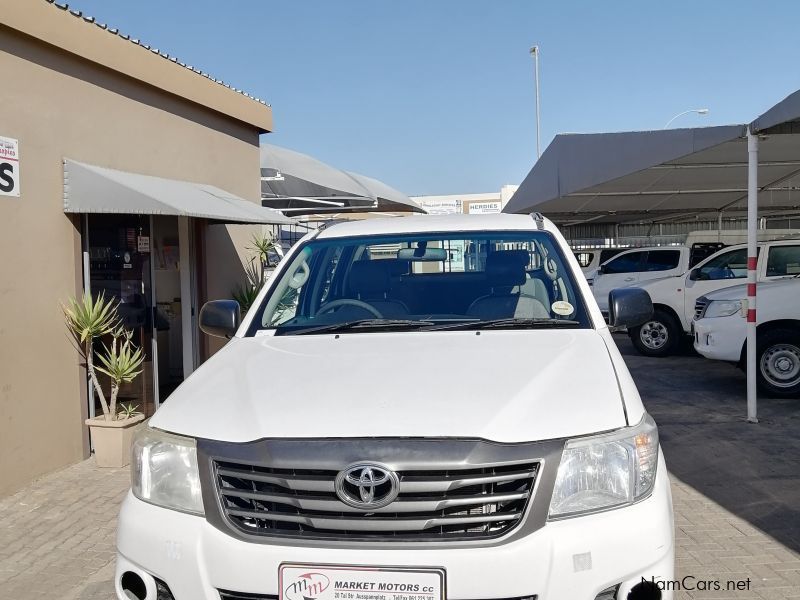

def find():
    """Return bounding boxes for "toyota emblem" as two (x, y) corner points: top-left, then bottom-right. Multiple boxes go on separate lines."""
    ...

(335, 463), (400, 510)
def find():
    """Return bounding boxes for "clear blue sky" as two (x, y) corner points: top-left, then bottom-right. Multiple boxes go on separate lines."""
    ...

(72, 1), (800, 196)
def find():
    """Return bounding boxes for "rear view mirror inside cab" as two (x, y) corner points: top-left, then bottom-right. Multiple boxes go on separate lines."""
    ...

(397, 246), (448, 261)
(288, 247), (313, 289)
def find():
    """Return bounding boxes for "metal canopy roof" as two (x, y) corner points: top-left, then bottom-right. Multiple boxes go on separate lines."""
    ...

(64, 159), (295, 225)
(502, 88), (800, 425)
(504, 90), (800, 225)
(751, 88), (800, 134)
(260, 144), (424, 215)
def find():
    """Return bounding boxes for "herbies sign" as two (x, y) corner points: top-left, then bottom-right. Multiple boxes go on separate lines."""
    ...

(0, 136), (20, 197)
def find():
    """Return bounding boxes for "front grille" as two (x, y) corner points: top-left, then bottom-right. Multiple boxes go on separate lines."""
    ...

(214, 460), (538, 541)
(694, 296), (710, 319)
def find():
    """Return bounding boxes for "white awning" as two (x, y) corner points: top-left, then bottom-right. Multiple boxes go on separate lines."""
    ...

(64, 159), (295, 225)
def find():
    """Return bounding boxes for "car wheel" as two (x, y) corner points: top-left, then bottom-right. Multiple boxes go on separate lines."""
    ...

(629, 309), (681, 357)
(757, 329), (800, 397)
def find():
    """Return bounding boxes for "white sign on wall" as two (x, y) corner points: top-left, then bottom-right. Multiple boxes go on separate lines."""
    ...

(467, 201), (502, 214)
(416, 198), (462, 215)
(0, 136), (20, 197)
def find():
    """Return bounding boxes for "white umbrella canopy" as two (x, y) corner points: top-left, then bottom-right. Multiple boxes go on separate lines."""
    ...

(345, 171), (425, 214)
(260, 144), (425, 215)
(260, 144), (376, 212)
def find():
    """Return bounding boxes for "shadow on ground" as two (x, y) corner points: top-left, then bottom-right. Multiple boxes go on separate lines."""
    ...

(614, 333), (800, 553)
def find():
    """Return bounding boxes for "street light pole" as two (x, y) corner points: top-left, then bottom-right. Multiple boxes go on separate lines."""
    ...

(530, 45), (541, 159)
(663, 108), (710, 129)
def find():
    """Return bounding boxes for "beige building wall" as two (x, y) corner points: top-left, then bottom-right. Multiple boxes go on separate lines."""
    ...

(0, 25), (265, 496)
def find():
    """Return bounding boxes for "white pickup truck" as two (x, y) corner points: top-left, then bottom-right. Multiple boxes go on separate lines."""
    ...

(573, 247), (624, 278)
(115, 214), (674, 600)
(591, 246), (688, 312)
(590, 243), (726, 309)
(694, 278), (800, 396)
(628, 240), (800, 356)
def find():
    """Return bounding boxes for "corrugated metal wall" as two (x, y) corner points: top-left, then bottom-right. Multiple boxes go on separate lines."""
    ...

(562, 216), (800, 248)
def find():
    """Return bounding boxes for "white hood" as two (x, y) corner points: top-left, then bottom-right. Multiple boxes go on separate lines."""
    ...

(150, 330), (627, 443)
(703, 278), (800, 302)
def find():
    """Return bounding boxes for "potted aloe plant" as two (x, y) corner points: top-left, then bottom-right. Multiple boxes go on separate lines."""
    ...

(63, 293), (146, 467)
(232, 231), (282, 312)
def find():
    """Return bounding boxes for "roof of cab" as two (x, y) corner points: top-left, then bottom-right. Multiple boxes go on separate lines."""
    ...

(315, 213), (552, 239)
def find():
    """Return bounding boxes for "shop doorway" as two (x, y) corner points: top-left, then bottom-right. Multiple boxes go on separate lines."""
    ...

(84, 214), (197, 418)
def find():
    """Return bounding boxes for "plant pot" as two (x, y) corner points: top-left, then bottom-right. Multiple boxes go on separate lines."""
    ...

(85, 414), (146, 468)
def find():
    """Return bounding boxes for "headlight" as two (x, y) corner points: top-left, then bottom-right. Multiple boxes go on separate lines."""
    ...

(548, 414), (659, 519)
(131, 427), (204, 515)
(703, 299), (743, 318)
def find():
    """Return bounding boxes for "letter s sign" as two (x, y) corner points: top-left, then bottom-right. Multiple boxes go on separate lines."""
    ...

(0, 136), (20, 197)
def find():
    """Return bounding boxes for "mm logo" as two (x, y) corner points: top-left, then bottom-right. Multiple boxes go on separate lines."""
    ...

(284, 572), (330, 600)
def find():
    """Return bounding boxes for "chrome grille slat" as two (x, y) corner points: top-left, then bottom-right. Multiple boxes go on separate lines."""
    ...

(216, 467), (335, 492)
(219, 488), (529, 513)
(226, 508), (523, 531)
(214, 458), (539, 541)
(399, 469), (537, 492)
(219, 466), (536, 494)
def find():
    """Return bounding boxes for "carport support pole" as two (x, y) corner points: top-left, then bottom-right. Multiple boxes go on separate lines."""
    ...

(746, 129), (758, 423)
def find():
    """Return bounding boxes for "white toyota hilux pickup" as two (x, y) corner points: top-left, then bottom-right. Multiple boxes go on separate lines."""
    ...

(693, 278), (800, 396)
(628, 240), (800, 357)
(115, 214), (674, 600)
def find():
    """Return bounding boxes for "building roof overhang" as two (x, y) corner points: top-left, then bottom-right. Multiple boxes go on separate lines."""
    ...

(3, 0), (272, 133)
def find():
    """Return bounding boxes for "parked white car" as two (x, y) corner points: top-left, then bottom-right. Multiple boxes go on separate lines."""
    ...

(592, 246), (688, 311)
(694, 278), (800, 396)
(573, 247), (625, 278)
(628, 240), (800, 356)
(115, 214), (674, 600)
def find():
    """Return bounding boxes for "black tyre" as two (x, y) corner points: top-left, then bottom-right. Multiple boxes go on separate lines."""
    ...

(756, 328), (800, 397)
(629, 308), (681, 357)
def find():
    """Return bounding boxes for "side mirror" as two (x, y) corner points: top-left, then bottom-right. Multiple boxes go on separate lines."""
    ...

(199, 300), (241, 338)
(608, 288), (653, 329)
(689, 267), (711, 281)
(597, 265), (606, 275)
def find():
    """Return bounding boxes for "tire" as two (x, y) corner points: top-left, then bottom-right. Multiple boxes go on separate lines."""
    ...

(629, 308), (681, 357)
(756, 328), (800, 397)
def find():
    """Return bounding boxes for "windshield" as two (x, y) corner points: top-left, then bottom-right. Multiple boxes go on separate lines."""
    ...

(246, 230), (591, 335)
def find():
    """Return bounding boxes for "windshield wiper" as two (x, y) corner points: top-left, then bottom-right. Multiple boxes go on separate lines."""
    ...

(424, 317), (581, 331)
(278, 319), (434, 336)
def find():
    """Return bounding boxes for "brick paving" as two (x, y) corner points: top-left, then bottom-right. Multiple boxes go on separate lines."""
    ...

(0, 335), (798, 599)
(617, 334), (800, 599)
(0, 459), (128, 599)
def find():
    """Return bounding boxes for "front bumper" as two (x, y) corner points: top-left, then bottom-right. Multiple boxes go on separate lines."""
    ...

(693, 317), (745, 362)
(115, 455), (674, 600)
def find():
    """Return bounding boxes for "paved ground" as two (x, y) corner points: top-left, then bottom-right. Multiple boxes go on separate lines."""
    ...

(0, 459), (128, 599)
(617, 334), (800, 599)
(0, 334), (798, 599)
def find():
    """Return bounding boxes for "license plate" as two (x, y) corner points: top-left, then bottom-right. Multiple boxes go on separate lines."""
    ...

(279, 564), (446, 600)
